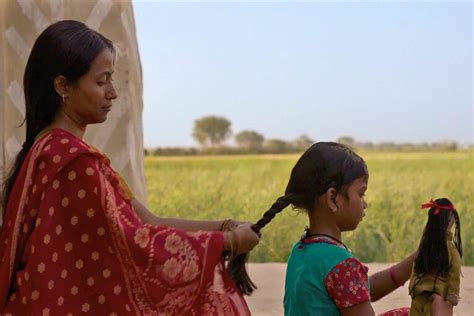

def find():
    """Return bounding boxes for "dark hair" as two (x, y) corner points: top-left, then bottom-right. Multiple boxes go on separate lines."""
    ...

(1, 20), (114, 214)
(413, 198), (462, 280)
(229, 142), (369, 295)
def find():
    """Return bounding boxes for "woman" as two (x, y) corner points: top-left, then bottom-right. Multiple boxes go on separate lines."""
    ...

(0, 20), (259, 315)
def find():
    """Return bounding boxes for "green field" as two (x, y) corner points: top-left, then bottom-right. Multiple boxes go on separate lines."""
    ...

(145, 151), (474, 265)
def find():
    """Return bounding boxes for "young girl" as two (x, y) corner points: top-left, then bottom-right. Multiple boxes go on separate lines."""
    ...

(408, 198), (463, 315)
(249, 142), (416, 316)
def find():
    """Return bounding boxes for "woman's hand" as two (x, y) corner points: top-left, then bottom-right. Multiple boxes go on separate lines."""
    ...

(221, 219), (251, 231)
(224, 223), (260, 256)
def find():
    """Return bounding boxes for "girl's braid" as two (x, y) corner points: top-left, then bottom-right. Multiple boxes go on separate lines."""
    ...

(252, 194), (299, 233)
(228, 193), (299, 295)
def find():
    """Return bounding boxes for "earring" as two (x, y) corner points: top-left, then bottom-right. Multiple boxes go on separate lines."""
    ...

(62, 95), (66, 103)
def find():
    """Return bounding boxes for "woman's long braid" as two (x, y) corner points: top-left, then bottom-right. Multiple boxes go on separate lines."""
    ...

(227, 194), (298, 295)
(2, 127), (39, 214)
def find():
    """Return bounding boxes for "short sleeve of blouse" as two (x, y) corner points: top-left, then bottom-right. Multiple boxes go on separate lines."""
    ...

(324, 257), (370, 309)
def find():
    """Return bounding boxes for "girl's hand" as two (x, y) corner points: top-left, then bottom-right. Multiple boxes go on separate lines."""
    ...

(445, 294), (459, 306)
(431, 294), (454, 316)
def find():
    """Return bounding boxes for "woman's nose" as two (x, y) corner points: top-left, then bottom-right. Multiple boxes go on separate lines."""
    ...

(108, 83), (118, 100)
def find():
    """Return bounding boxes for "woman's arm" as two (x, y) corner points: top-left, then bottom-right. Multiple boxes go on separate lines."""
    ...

(369, 252), (416, 302)
(131, 198), (240, 232)
(132, 198), (259, 254)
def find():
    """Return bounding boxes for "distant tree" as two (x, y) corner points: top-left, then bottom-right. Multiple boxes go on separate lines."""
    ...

(358, 141), (374, 149)
(336, 136), (355, 148)
(264, 139), (290, 153)
(192, 116), (232, 147)
(293, 134), (314, 151)
(433, 141), (458, 151)
(235, 130), (265, 151)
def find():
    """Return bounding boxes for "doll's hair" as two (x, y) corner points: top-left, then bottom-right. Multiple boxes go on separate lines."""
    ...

(414, 198), (463, 278)
(228, 142), (368, 295)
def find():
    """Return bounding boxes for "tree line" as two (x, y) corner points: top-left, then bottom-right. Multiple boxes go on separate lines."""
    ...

(145, 115), (464, 156)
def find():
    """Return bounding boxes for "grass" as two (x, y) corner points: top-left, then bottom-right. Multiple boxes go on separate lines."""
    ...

(145, 150), (474, 265)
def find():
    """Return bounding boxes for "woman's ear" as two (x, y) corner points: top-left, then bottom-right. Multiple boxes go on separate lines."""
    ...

(325, 187), (338, 212)
(53, 75), (69, 98)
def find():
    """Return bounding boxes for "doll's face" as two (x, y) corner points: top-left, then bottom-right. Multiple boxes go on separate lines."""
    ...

(447, 213), (455, 230)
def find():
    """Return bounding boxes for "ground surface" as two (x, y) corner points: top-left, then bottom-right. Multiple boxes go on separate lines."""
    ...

(246, 263), (473, 316)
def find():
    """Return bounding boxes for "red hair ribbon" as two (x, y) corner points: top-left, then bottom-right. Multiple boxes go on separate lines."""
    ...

(421, 199), (455, 215)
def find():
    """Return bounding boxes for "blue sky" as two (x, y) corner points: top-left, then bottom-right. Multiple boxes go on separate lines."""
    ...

(133, 1), (472, 147)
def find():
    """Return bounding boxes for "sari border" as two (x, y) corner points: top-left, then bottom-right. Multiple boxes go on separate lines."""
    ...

(98, 160), (153, 314)
(8, 133), (52, 290)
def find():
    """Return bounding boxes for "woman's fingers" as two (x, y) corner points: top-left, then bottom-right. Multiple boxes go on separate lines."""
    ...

(233, 223), (260, 254)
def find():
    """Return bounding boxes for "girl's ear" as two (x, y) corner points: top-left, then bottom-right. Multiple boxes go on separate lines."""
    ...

(325, 187), (338, 212)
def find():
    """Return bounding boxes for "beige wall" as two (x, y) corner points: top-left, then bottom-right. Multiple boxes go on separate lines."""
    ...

(0, 0), (147, 216)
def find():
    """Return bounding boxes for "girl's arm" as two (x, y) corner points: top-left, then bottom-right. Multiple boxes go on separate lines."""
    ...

(369, 251), (416, 302)
(340, 302), (375, 316)
(431, 294), (454, 316)
(131, 198), (236, 231)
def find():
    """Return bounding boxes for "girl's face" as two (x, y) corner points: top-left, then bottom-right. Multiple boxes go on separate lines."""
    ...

(65, 49), (117, 126)
(336, 176), (368, 232)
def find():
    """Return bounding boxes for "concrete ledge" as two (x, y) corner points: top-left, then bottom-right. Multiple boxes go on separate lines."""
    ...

(246, 263), (473, 316)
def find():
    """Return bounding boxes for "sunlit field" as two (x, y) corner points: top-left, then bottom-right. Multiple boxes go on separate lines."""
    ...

(145, 151), (474, 265)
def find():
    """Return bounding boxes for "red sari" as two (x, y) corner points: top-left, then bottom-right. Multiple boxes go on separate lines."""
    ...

(0, 128), (250, 315)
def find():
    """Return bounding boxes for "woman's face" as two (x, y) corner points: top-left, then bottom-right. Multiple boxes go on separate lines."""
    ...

(65, 49), (117, 125)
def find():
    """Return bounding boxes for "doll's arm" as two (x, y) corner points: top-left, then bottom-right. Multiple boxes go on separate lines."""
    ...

(446, 244), (461, 305)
